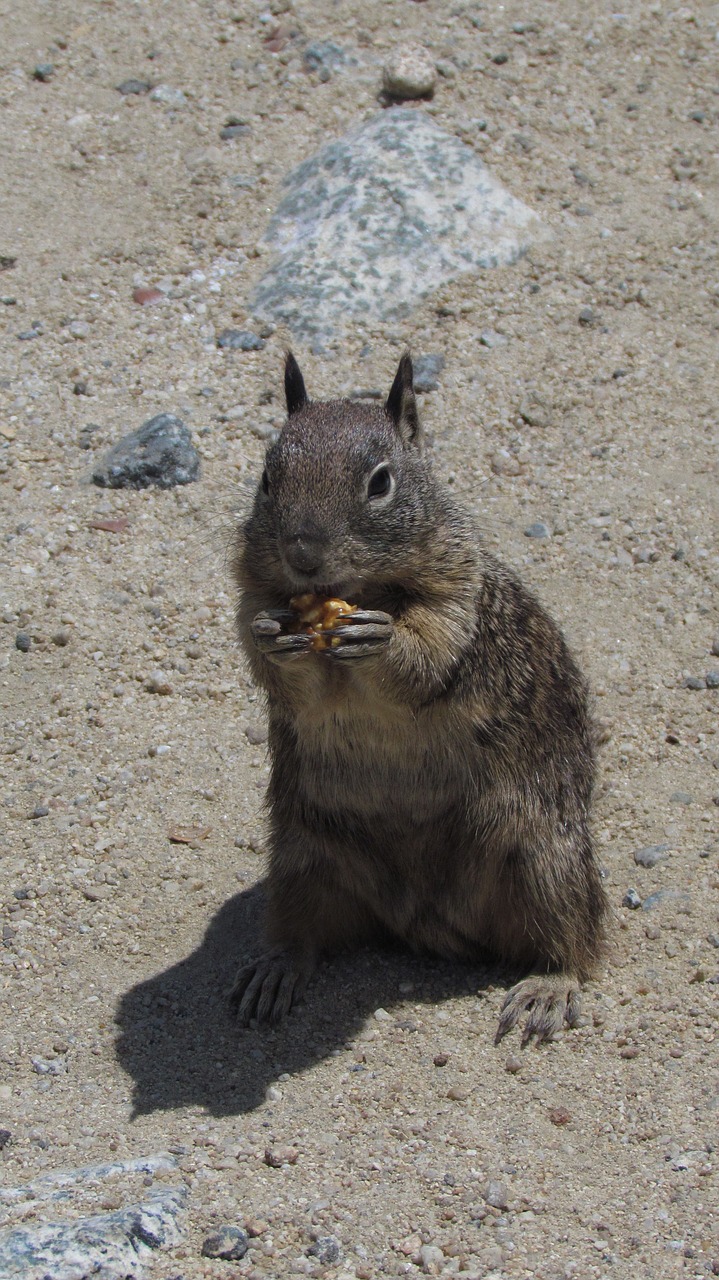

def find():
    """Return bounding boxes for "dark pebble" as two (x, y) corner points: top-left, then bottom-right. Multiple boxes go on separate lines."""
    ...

(0, 1129), (11, 1151)
(711, 638), (719, 658)
(689, 110), (705, 123)
(216, 329), (265, 351)
(15, 632), (31, 652)
(17, 329), (40, 341)
(623, 889), (642, 910)
(669, 791), (692, 805)
(684, 676), (706, 690)
(30, 805), (49, 820)
(492, 52), (509, 64)
(413, 353), (445, 393)
(92, 413), (200, 490)
(117, 78), (151, 95)
(634, 844), (670, 868)
(705, 671), (719, 689)
(33, 64), (55, 82)
(524, 522), (550, 539)
(73, 381), (89, 396)
(201, 1226), (249, 1261)
(307, 1236), (342, 1265)
(13, 888), (29, 900)
(578, 306), (596, 325)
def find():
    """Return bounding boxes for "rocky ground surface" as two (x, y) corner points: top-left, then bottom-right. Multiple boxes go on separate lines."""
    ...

(1, 2), (719, 1278)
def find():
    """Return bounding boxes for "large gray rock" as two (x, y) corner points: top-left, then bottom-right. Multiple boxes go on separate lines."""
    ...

(250, 108), (544, 339)
(0, 1187), (187, 1280)
(92, 414), (199, 490)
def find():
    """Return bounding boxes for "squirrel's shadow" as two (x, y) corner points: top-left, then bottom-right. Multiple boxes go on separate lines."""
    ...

(114, 883), (499, 1118)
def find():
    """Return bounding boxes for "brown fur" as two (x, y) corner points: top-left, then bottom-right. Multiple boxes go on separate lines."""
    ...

(230, 352), (608, 1043)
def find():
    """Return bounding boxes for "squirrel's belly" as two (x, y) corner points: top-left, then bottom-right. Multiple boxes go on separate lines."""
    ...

(290, 706), (470, 822)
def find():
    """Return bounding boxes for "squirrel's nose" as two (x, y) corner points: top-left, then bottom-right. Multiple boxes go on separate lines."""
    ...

(283, 535), (325, 577)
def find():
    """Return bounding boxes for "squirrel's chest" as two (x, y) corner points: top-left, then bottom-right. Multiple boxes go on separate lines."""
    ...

(281, 667), (466, 821)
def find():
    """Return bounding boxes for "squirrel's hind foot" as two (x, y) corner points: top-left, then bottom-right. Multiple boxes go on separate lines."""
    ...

(495, 973), (582, 1047)
(230, 947), (314, 1025)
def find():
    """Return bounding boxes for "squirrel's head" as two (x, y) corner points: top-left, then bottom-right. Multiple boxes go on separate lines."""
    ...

(244, 351), (442, 600)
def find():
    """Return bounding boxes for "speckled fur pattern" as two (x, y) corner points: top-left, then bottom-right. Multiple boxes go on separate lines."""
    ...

(231, 354), (608, 1044)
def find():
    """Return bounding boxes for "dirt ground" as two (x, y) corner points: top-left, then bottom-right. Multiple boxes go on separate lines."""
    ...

(1, 2), (718, 1277)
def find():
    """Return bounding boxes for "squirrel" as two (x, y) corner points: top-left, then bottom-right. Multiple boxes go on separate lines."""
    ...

(230, 351), (608, 1044)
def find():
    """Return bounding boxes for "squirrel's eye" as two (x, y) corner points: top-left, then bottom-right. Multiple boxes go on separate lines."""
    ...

(367, 465), (394, 501)
(261, 469), (270, 495)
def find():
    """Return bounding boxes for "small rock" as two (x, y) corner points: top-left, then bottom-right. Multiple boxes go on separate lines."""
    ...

(30, 805), (49, 820)
(373, 1007), (393, 1022)
(622, 889), (642, 909)
(15, 632), (31, 652)
(303, 41), (349, 81)
(413, 353), (445, 392)
(419, 1244), (445, 1272)
(642, 889), (692, 913)
(145, 671), (173, 695)
(480, 329), (508, 348)
(433, 1053), (449, 1067)
(201, 1226), (249, 1261)
(150, 84), (188, 107)
(52, 628), (71, 647)
(518, 392), (550, 428)
(484, 1179), (509, 1209)
(92, 414), (199, 490)
(117, 78), (151, 95)
(382, 45), (437, 100)
(33, 64), (55, 82)
(446, 1085), (470, 1101)
(307, 1236), (341, 1265)
(220, 121), (251, 140)
(633, 843), (670, 868)
(245, 724), (268, 745)
(504, 1054), (522, 1074)
(710, 638), (719, 658)
(706, 671), (719, 689)
(578, 306), (596, 325)
(670, 791), (692, 805)
(549, 1106), (571, 1126)
(264, 1145), (298, 1167)
(524, 522), (550, 539)
(0, 1129), (11, 1150)
(132, 285), (165, 305)
(490, 450), (523, 477)
(683, 676), (706, 690)
(217, 328), (265, 351)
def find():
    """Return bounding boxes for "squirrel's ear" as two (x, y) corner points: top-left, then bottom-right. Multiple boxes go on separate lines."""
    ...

(386, 352), (421, 446)
(285, 351), (309, 416)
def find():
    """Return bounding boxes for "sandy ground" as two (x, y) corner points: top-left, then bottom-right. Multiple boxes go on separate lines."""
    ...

(1, 2), (719, 1277)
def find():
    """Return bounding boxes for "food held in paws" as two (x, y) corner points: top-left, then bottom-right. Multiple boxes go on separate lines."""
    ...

(289, 594), (358, 650)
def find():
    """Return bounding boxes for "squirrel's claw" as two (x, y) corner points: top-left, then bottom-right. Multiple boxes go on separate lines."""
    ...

(328, 610), (394, 659)
(494, 973), (582, 1047)
(251, 613), (312, 662)
(230, 948), (313, 1025)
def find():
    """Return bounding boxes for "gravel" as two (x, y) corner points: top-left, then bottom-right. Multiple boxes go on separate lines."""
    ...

(2, 4), (718, 1278)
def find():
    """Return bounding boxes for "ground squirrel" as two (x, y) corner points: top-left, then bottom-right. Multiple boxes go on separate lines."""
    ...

(231, 352), (608, 1044)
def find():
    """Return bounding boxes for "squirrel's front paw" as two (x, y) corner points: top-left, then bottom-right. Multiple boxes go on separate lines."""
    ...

(251, 610), (312, 663)
(327, 610), (394, 660)
(230, 947), (313, 1024)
